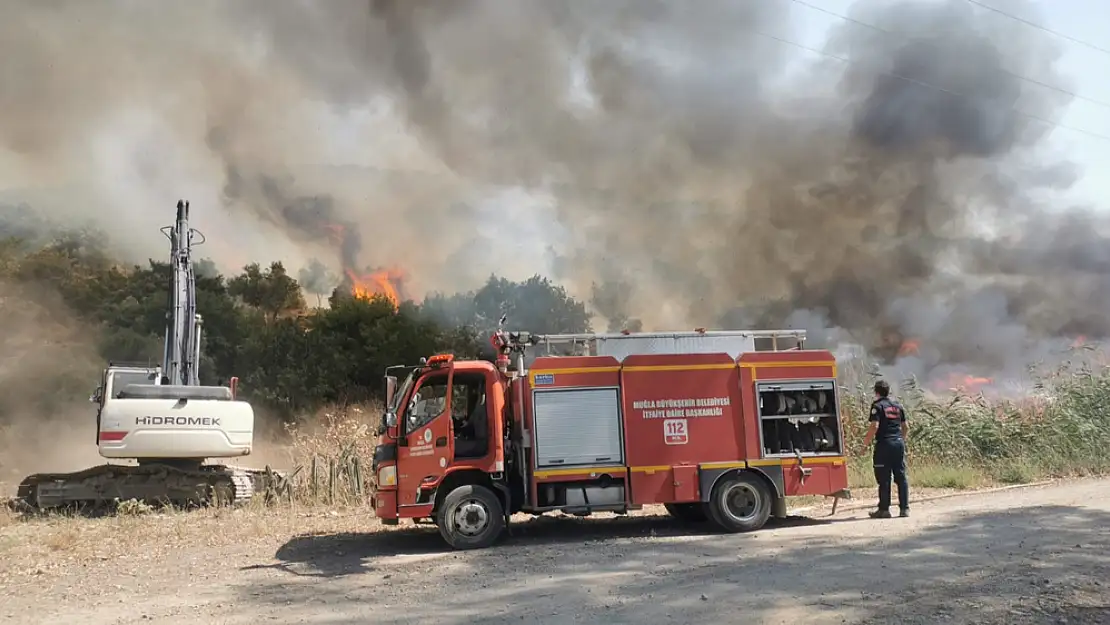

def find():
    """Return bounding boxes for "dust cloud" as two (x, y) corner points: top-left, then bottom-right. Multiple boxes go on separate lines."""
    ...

(0, 281), (104, 485)
(0, 278), (302, 483)
(0, 0), (1104, 382)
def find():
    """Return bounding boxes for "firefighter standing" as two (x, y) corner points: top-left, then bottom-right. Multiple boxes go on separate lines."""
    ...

(861, 380), (909, 518)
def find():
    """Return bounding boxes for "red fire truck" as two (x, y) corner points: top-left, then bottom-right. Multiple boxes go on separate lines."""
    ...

(369, 327), (851, 550)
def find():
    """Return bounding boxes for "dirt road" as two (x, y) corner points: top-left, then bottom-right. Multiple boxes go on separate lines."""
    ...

(2, 478), (1108, 625)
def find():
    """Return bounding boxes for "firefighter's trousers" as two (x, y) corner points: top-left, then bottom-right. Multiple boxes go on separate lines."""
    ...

(873, 439), (909, 512)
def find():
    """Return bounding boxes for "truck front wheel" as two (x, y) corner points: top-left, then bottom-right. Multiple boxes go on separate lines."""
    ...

(707, 472), (772, 533)
(436, 484), (506, 550)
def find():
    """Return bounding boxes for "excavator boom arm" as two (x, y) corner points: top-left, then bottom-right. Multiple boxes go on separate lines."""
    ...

(160, 200), (205, 386)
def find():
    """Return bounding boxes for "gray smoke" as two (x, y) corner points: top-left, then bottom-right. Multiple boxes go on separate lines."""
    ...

(0, 0), (1100, 381)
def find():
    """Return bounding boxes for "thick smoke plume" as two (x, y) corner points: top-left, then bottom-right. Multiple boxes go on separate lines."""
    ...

(0, 0), (1102, 382)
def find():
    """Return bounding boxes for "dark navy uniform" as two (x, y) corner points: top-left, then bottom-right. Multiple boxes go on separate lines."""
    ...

(870, 397), (909, 514)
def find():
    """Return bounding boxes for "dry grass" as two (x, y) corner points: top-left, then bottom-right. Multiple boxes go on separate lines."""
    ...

(0, 503), (16, 530)
(0, 501), (382, 587)
(0, 494), (707, 591)
(0, 403), (390, 587)
(281, 402), (382, 507)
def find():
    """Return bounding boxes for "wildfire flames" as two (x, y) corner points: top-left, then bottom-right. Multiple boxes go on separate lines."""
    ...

(346, 267), (406, 309)
(933, 373), (994, 395)
(894, 334), (1097, 396)
(320, 222), (407, 310)
(894, 336), (995, 394)
(897, 338), (920, 357)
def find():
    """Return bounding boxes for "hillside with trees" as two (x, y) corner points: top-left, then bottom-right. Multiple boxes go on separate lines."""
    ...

(0, 221), (593, 422)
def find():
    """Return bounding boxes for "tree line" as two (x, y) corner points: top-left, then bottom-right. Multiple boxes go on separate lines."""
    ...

(0, 225), (593, 420)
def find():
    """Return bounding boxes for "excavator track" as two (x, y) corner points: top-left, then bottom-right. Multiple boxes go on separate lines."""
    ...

(14, 463), (286, 512)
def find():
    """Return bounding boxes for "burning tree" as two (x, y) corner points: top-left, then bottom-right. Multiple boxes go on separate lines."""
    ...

(341, 266), (407, 309)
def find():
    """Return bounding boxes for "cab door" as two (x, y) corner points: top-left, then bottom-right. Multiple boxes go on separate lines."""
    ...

(397, 366), (455, 509)
(93, 369), (109, 445)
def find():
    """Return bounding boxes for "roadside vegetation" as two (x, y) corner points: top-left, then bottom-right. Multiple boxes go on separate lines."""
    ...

(838, 356), (1110, 491)
(0, 224), (588, 422)
(1, 219), (1108, 513)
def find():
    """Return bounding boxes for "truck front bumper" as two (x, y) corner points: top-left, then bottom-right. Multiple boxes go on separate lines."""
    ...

(370, 489), (399, 525)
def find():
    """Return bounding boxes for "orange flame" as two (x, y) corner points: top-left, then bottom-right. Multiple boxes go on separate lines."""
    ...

(346, 267), (405, 309)
(933, 373), (994, 394)
(897, 338), (920, 357)
(962, 375), (994, 389)
(1071, 335), (1087, 349)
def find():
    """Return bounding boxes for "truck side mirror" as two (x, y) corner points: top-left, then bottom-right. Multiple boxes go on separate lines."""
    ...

(385, 376), (397, 407)
(384, 411), (399, 439)
(89, 386), (103, 404)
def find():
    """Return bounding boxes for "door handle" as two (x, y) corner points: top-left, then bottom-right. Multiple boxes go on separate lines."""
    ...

(435, 436), (447, 447)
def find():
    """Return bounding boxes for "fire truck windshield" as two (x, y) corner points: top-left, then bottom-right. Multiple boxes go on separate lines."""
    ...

(382, 370), (415, 432)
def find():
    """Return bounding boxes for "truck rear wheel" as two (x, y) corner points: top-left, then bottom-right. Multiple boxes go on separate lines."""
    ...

(707, 472), (772, 533)
(664, 503), (708, 523)
(436, 484), (505, 550)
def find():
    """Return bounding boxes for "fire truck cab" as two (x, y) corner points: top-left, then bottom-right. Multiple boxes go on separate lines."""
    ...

(370, 328), (851, 550)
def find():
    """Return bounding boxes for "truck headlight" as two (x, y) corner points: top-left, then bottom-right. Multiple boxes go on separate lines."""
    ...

(377, 465), (397, 487)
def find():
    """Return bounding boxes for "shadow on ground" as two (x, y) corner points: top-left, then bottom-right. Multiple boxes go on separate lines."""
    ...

(258, 512), (836, 577)
(241, 501), (1110, 625)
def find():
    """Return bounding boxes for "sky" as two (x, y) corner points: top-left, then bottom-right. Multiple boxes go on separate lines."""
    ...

(791, 0), (1110, 207)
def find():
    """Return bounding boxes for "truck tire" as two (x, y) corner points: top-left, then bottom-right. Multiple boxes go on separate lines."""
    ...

(706, 472), (773, 533)
(664, 503), (708, 523)
(436, 484), (505, 550)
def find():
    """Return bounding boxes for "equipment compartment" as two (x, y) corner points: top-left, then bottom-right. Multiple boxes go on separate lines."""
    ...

(537, 477), (627, 513)
(757, 380), (843, 457)
(532, 387), (625, 468)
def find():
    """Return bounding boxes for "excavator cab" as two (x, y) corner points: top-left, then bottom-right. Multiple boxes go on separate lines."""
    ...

(91, 365), (161, 446)
(91, 365), (162, 404)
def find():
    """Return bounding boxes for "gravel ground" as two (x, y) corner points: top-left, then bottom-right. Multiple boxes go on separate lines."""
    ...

(1, 478), (1107, 625)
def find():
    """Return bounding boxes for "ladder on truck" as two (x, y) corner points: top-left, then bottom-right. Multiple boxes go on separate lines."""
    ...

(528, 328), (807, 359)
